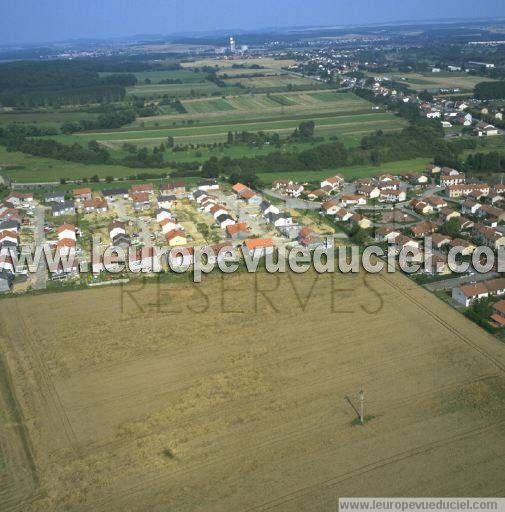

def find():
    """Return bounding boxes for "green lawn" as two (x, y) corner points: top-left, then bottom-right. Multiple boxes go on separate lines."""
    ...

(222, 74), (316, 89)
(133, 90), (374, 129)
(307, 91), (351, 102)
(126, 82), (242, 98)
(131, 69), (208, 84)
(183, 98), (237, 114)
(0, 146), (157, 183)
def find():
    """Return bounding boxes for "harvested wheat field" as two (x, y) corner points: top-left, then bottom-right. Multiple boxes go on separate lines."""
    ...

(1, 269), (505, 512)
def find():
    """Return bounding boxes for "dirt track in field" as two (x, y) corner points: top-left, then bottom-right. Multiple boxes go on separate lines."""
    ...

(1, 269), (505, 511)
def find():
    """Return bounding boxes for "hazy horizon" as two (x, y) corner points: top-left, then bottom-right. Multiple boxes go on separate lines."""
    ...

(1, 0), (505, 46)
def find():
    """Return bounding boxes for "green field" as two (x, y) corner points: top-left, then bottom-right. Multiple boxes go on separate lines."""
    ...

(126, 81), (242, 98)
(217, 68), (281, 77)
(180, 57), (297, 70)
(183, 98), (236, 114)
(222, 74), (316, 89)
(127, 69), (207, 84)
(135, 91), (375, 128)
(0, 146), (156, 183)
(54, 112), (403, 148)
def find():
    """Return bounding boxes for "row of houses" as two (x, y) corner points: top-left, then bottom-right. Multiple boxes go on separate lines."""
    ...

(306, 174), (345, 200)
(194, 189), (237, 231)
(48, 181), (189, 215)
(258, 200), (295, 233)
(321, 200), (372, 229)
(232, 183), (262, 204)
(453, 278), (505, 307)
(272, 179), (304, 198)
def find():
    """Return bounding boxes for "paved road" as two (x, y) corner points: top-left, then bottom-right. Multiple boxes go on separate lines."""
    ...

(32, 205), (47, 290)
(261, 189), (321, 210)
(136, 217), (154, 247)
(423, 271), (499, 292)
(113, 199), (129, 222)
(421, 186), (441, 198)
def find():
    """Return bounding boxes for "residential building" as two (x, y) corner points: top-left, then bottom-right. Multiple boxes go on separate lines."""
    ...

(45, 192), (66, 203)
(131, 192), (151, 211)
(298, 227), (322, 248)
(226, 222), (249, 239)
(260, 201), (280, 217)
(162, 181), (186, 196)
(102, 188), (129, 201)
(243, 238), (274, 256)
(166, 229), (187, 247)
(109, 220), (126, 240)
(321, 199), (341, 215)
(52, 201), (75, 217)
(83, 198), (108, 214)
(73, 188), (92, 202)
(158, 195), (176, 209)
(130, 183), (154, 195)
(490, 300), (505, 327)
(379, 189), (406, 203)
(340, 194), (366, 207)
(453, 278), (505, 307)
(197, 179), (219, 191)
(410, 221), (436, 238)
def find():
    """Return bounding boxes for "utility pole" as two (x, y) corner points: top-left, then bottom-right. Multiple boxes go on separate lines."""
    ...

(359, 389), (364, 424)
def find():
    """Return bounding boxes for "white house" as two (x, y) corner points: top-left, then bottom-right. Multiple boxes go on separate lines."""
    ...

(160, 219), (180, 234)
(260, 201), (280, 217)
(156, 209), (172, 223)
(108, 221), (126, 241)
(57, 224), (76, 241)
(321, 199), (341, 215)
(158, 195), (176, 209)
(379, 190), (406, 203)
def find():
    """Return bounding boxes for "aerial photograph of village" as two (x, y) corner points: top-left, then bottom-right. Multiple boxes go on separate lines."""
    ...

(1, 1), (505, 511)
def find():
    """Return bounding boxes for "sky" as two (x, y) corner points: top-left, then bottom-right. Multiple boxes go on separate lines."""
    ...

(1, 0), (505, 45)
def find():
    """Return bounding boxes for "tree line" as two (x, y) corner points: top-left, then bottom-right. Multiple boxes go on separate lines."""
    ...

(474, 81), (505, 100)
(0, 58), (173, 107)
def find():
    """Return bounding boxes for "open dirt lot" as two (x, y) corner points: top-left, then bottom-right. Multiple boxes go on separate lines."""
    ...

(1, 268), (505, 511)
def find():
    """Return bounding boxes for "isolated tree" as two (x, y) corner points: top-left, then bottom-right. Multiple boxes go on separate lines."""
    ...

(439, 217), (461, 238)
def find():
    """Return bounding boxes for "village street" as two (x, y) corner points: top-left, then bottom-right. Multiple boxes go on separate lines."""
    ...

(423, 270), (500, 291)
